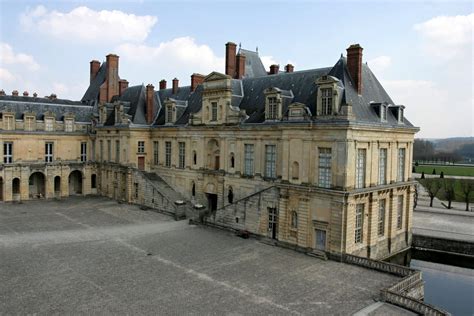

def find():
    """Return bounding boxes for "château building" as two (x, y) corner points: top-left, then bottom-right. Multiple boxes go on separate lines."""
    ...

(0, 42), (418, 259)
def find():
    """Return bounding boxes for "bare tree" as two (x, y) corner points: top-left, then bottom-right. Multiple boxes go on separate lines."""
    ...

(460, 179), (474, 212)
(442, 178), (455, 209)
(420, 178), (441, 207)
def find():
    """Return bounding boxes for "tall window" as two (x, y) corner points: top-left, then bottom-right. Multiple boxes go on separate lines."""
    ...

(4, 115), (14, 130)
(153, 141), (159, 165)
(107, 140), (111, 162)
(165, 141), (172, 167)
(378, 199), (386, 236)
(65, 119), (73, 132)
(318, 148), (332, 188)
(379, 148), (387, 185)
(265, 145), (276, 179)
(398, 108), (404, 123)
(397, 148), (405, 182)
(291, 211), (298, 229)
(267, 97), (278, 120)
(45, 118), (54, 131)
(211, 102), (218, 121)
(138, 141), (145, 153)
(321, 88), (333, 115)
(355, 204), (364, 243)
(178, 142), (185, 169)
(80, 142), (87, 162)
(25, 117), (34, 131)
(3, 142), (13, 163)
(356, 149), (366, 189)
(99, 140), (104, 162)
(244, 144), (254, 176)
(381, 105), (387, 121)
(397, 195), (404, 229)
(115, 140), (120, 163)
(45, 142), (53, 162)
(166, 105), (173, 123)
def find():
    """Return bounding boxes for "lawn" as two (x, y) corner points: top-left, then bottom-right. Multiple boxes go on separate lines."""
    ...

(413, 164), (474, 177)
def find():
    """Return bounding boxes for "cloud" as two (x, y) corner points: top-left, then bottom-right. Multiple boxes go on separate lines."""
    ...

(0, 42), (40, 71)
(0, 68), (16, 83)
(260, 56), (278, 70)
(414, 13), (473, 60)
(20, 5), (157, 44)
(367, 56), (391, 75)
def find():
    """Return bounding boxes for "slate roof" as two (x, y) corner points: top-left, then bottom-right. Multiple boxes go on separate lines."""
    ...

(238, 48), (267, 78)
(82, 62), (107, 103)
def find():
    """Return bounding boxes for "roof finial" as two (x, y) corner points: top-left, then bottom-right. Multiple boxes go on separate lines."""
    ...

(239, 42), (241, 49)
(340, 53), (343, 58)
(256, 46), (259, 54)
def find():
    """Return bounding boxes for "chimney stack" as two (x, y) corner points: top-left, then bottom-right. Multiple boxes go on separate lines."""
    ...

(90, 60), (101, 84)
(49, 93), (57, 100)
(0, 90), (5, 96)
(269, 64), (279, 75)
(33, 92), (37, 98)
(285, 64), (294, 73)
(346, 44), (363, 95)
(106, 54), (119, 102)
(236, 53), (246, 79)
(119, 79), (129, 96)
(172, 78), (179, 94)
(12, 90), (19, 96)
(191, 73), (205, 92)
(146, 84), (155, 124)
(225, 42), (237, 78)
(159, 79), (167, 90)
(23, 91), (29, 97)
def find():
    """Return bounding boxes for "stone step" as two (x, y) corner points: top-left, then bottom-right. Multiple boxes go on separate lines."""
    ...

(307, 250), (328, 261)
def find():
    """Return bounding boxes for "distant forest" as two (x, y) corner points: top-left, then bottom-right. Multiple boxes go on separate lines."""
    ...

(413, 137), (474, 163)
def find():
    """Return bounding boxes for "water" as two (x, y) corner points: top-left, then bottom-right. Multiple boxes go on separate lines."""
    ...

(386, 249), (474, 315)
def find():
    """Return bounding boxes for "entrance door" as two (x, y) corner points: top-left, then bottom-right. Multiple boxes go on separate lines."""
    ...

(138, 157), (145, 170)
(268, 208), (278, 239)
(315, 229), (326, 251)
(207, 194), (218, 213)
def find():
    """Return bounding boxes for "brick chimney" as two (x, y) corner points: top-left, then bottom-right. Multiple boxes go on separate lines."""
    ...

(225, 42), (237, 78)
(49, 93), (57, 100)
(12, 90), (19, 96)
(146, 84), (155, 124)
(119, 79), (129, 96)
(0, 90), (5, 96)
(346, 44), (363, 95)
(285, 64), (294, 73)
(159, 79), (167, 90)
(172, 78), (179, 94)
(106, 54), (119, 102)
(33, 92), (37, 98)
(23, 91), (29, 96)
(236, 53), (246, 79)
(191, 73), (205, 92)
(90, 60), (101, 84)
(269, 64), (279, 75)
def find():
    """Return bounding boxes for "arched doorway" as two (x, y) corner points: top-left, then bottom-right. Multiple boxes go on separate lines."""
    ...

(12, 178), (20, 200)
(69, 170), (83, 195)
(0, 177), (3, 201)
(29, 172), (46, 199)
(54, 176), (61, 197)
(206, 139), (220, 170)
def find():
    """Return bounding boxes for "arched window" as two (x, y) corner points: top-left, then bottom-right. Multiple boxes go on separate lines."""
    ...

(228, 186), (234, 204)
(230, 153), (235, 169)
(192, 182), (196, 197)
(292, 161), (299, 180)
(291, 211), (298, 229)
(193, 151), (197, 165)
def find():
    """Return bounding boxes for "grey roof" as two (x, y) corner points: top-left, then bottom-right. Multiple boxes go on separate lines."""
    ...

(82, 62), (107, 102)
(238, 48), (268, 78)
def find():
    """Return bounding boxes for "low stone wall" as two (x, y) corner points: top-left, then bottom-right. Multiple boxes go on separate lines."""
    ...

(413, 234), (474, 256)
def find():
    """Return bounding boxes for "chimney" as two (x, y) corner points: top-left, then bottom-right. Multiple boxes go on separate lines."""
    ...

(225, 42), (237, 78)
(159, 79), (167, 90)
(23, 91), (29, 97)
(236, 53), (246, 79)
(346, 44), (363, 95)
(0, 89), (5, 96)
(12, 90), (19, 96)
(90, 60), (101, 84)
(146, 84), (155, 124)
(285, 64), (294, 73)
(49, 93), (57, 100)
(33, 92), (37, 98)
(269, 64), (279, 75)
(191, 73), (205, 92)
(119, 79), (129, 96)
(172, 78), (179, 94)
(106, 54), (119, 102)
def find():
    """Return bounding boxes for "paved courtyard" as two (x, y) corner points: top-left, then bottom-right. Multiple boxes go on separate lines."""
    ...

(0, 197), (400, 315)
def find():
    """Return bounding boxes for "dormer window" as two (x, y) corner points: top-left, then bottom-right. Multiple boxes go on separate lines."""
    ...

(398, 108), (404, 123)
(24, 116), (35, 131)
(267, 97), (278, 120)
(166, 105), (173, 124)
(45, 117), (54, 132)
(381, 105), (387, 121)
(65, 119), (74, 132)
(264, 88), (283, 121)
(321, 88), (333, 115)
(211, 102), (218, 121)
(4, 115), (14, 130)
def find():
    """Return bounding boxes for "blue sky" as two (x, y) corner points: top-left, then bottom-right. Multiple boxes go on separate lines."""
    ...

(0, 0), (472, 138)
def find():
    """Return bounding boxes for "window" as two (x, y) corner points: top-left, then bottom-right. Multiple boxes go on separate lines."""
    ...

(178, 142), (185, 169)
(230, 153), (235, 169)
(115, 140), (120, 163)
(397, 148), (405, 182)
(107, 140), (111, 161)
(397, 195), (404, 229)
(4, 115), (14, 130)
(381, 105), (387, 121)
(379, 148), (387, 185)
(291, 211), (298, 229)
(80, 142), (87, 162)
(356, 149), (366, 189)
(165, 141), (172, 167)
(45, 118), (54, 131)
(244, 144), (254, 176)
(318, 148), (332, 188)
(265, 145), (276, 179)
(65, 119), (73, 132)
(99, 140), (104, 162)
(191, 182), (196, 197)
(211, 102), (218, 121)
(25, 117), (34, 131)
(166, 105), (173, 123)
(193, 151), (197, 165)
(267, 97), (278, 120)
(398, 108), (404, 123)
(355, 204), (364, 243)
(228, 186), (234, 204)
(321, 88), (333, 115)
(378, 199), (386, 236)
(153, 141), (159, 165)
(3, 142), (13, 163)
(138, 141), (145, 153)
(45, 142), (53, 162)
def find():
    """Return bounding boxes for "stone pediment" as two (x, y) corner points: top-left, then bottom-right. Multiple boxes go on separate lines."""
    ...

(204, 72), (231, 82)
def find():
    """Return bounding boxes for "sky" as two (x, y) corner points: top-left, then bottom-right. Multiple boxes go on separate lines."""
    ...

(0, 0), (472, 138)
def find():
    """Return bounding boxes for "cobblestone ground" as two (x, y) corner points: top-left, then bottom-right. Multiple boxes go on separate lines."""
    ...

(0, 196), (399, 315)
